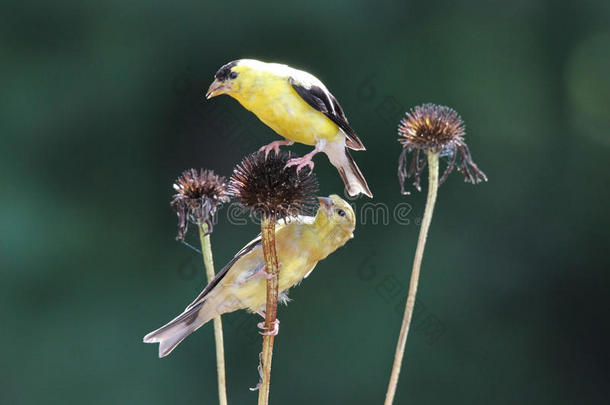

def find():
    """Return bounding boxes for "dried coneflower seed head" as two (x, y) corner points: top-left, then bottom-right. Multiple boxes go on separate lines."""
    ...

(398, 103), (487, 194)
(171, 169), (230, 240)
(398, 103), (465, 151)
(228, 151), (318, 219)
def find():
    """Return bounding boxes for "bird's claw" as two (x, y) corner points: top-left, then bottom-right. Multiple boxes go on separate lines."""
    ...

(260, 268), (275, 279)
(256, 263), (282, 281)
(285, 157), (315, 173)
(260, 143), (281, 159)
(260, 140), (294, 159)
(253, 265), (276, 280)
(257, 318), (280, 336)
(240, 265), (277, 285)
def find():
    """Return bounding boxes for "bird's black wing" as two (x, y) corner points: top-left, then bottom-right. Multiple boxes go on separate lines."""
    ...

(184, 235), (262, 311)
(289, 77), (365, 150)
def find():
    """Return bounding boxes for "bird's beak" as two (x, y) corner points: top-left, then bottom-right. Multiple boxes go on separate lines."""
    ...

(206, 79), (230, 99)
(317, 196), (333, 212)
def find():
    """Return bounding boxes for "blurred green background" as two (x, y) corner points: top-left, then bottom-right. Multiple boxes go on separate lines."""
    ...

(2, 0), (609, 404)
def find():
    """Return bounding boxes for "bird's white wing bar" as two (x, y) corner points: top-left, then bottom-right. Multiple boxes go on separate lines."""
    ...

(288, 76), (366, 151)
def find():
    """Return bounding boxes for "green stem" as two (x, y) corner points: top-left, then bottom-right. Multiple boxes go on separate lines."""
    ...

(197, 222), (228, 405)
(257, 216), (280, 405)
(384, 151), (439, 405)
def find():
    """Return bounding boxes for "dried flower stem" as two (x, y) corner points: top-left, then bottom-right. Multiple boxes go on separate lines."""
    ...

(197, 221), (228, 405)
(257, 215), (280, 405)
(385, 151), (439, 405)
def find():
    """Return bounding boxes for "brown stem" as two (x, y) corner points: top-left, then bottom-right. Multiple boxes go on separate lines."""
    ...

(257, 215), (280, 405)
(384, 151), (439, 405)
(197, 222), (228, 405)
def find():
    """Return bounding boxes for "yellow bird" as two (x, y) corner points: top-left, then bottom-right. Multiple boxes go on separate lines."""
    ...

(144, 195), (356, 357)
(206, 59), (373, 198)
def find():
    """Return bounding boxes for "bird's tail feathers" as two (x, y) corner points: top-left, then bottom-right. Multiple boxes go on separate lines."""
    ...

(326, 144), (373, 198)
(143, 301), (213, 357)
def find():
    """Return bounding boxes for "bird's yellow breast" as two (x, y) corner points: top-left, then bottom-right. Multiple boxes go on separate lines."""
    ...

(231, 71), (342, 146)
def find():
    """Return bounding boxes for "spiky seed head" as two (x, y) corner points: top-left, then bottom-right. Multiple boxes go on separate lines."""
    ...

(228, 151), (318, 219)
(171, 169), (230, 240)
(398, 103), (465, 151)
(397, 103), (487, 194)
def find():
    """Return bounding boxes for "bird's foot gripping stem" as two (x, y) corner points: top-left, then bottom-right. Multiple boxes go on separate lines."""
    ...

(259, 139), (294, 158)
(239, 265), (276, 286)
(257, 318), (280, 336)
(249, 314), (280, 391)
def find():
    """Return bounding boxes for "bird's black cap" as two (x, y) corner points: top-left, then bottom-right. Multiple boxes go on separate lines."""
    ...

(214, 60), (239, 81)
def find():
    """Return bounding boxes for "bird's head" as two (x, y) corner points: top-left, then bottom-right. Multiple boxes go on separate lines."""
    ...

(206, 59), (264, 99)
(206, 60), (240, 99)
(315, 194), (356, 242)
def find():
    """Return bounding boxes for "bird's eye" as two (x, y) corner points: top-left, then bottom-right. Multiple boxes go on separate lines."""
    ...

(229, 71), (238, 79)
(337, 209), (346, 217)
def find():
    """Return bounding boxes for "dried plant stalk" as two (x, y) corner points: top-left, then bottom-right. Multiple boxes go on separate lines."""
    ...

(198, 221), (228, 405)
(385, 151), (439, 405)
(257, 216), (280, 405)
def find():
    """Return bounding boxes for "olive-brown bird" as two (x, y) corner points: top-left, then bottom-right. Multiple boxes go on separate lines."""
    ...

(143, 195), (356, 357)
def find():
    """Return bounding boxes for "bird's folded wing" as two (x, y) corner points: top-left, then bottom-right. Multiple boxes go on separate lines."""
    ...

(288, 77), (366, 151)
(181, 216), (313, 312)
(183, 236), (262, 311)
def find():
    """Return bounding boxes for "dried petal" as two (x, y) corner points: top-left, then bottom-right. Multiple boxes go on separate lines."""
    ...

(397, 104), (487, 193)
(170, 169), (230, 240)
